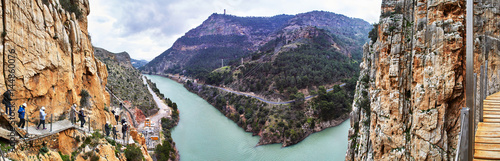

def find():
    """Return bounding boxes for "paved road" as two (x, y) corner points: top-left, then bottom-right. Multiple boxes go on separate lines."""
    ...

(139, 76), (171, 130)
(206, 83), (346, 105)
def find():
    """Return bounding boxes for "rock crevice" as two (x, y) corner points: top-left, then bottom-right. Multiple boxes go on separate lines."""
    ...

(344, 0), (500, 160)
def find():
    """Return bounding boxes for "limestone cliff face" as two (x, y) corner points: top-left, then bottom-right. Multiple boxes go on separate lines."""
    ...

(343, 0), (497, 160)
(0, 0), (110, 127)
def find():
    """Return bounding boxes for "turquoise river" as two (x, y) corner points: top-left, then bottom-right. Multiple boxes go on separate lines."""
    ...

(145, 75), (350, 161)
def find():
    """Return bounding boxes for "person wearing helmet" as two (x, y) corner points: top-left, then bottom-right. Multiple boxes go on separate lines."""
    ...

(17, 103), (26, 128)
(36, 107), (47, 130)
(104, 121), (111, 137)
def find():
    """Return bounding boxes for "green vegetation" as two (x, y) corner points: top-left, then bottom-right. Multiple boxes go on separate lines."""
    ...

(80, 89), (90, 107)
(39, 145), (49, 154)
(125, 144), (144, 161)
(95, 47), (158, 116)
(225, 31), (359, 100)
(368, 23), (379, 43)
(185, 76), (357, 145)
(313, 85), (351, 121)
(59, 151), (70, 161)
(181, 27), (361, 103)
(58, 0), (83, 19)
(155, 117), (178, 161)
(0, 141), (12, 152)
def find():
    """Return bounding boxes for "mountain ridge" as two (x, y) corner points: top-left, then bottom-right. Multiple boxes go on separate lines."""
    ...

(141, 11), (371, 77)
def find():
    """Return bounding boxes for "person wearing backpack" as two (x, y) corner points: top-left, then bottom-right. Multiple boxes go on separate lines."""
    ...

(36, 107), (46, 130)
(2, 89), (12, 115)
(17, 103), (26, 128)
(122, 123), (128, 140)
(78, 109), (86, 128)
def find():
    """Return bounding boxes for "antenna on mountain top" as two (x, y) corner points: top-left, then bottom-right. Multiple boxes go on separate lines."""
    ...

(221, 59), (224, 68)
(224, 9), (226, 15)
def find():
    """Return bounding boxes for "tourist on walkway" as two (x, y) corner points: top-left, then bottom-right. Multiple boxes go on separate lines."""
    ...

(105, 121), (111, 137)
(2, 89), (12, 115)
(121, 118), (126, 125)
(122, 122), (128, 140)
(112, 125), (117, 140)
(36, 107), (46, 130)
(78, 109), (86, 128)
(114, 109), (119, 123)
(17, 103), (26, 128)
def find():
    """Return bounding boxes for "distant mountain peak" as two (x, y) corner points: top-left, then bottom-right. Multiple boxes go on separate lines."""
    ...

(94, 47), (133, 68)
(142, 11), (371, 75)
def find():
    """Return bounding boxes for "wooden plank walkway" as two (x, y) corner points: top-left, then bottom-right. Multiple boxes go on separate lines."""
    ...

(475, 91), (500, 160)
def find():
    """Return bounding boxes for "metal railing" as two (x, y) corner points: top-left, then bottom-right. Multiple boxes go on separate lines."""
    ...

(457, 67), (489, 160)
(456, 107), (470, 160)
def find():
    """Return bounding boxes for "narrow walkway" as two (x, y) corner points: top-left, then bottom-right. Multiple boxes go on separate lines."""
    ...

(474, 91), (500, 159)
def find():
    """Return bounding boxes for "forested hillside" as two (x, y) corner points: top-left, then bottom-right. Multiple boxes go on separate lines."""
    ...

(95, 47), (158, 116)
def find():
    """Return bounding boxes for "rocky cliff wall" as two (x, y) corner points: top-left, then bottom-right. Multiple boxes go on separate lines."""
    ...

(0, 0), (111, 128)
(346, 0), (500, 160)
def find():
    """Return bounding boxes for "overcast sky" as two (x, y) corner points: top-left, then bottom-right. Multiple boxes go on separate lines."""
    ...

(88, 0), (382, 61)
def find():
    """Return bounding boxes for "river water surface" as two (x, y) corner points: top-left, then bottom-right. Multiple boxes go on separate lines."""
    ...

(145, 75), (350, 161)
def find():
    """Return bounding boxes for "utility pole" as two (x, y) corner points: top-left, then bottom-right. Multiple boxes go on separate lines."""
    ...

(466, 0), (474, 160)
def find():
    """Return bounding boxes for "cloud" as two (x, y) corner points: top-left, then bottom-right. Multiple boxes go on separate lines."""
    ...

(88, 0), (382, 61)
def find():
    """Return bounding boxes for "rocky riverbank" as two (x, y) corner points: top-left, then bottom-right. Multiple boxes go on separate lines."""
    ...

(182, 78), (351, 147)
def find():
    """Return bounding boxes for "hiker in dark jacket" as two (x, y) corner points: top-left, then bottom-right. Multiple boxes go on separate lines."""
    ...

(78, 109), (86, 128)
(122, 123), (128, 139)
(114, 109), (119, 123)
(121, 118), (126, 125)
(2, 89), (12, 115)
(112, 125), (117, 140)
(17, 103), (26, 128)
(104, 122), (111, 137)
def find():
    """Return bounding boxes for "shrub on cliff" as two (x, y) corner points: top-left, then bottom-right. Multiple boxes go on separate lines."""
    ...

(155, 140), (174, 161)
(59, 0), (82, 19)
(124, 144), (143, 161)
(80, 89), (90, 107)
(368, 23), (379, 43)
